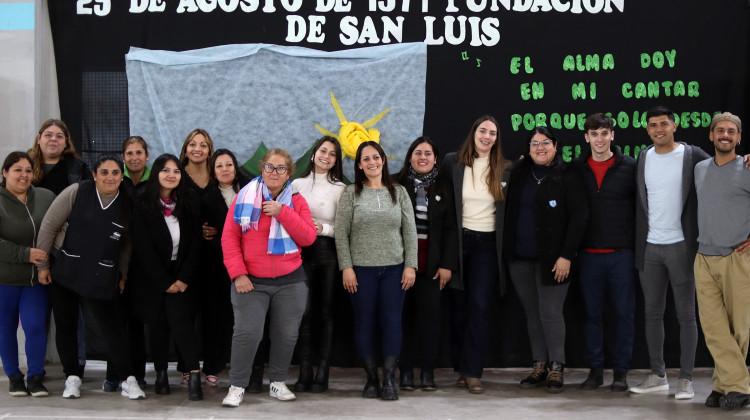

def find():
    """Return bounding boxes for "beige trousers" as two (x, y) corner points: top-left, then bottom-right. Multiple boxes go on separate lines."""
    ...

(695, 252), (750, 394)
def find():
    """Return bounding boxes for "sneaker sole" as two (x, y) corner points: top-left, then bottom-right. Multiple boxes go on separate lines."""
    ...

(9, 391), (29, 397)
(629, 384), (669, 394)
(270, 394), (296, 401)
(30, 391), (49, 397)
(675, 393), (694, 400)
(62, 394), (79, 399)
(222, 402), (240, 407)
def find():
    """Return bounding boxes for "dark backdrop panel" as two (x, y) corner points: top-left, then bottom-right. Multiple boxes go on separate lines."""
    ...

(50, 0), (748, 368)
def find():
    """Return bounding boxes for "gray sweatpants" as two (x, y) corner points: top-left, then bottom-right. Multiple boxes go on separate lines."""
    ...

(638, 241), (697, 380)
(228, 281), (308, 386)
(508, 259), (570, 363)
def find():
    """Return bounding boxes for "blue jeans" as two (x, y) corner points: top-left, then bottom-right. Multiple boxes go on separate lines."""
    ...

(579, 249), (636, 372)
(350, 264), (406, 358)
(0, 284), (49, 377)
(450, 229), (498, 378)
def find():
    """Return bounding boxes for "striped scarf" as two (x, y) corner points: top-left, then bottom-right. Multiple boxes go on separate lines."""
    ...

(233, 176), (298, 255)
(407, 166), (438, 240)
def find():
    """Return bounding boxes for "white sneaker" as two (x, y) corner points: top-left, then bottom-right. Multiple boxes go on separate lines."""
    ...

(675, 378), (694, 400)
(62, 375), (81, 399)
(629, 373), (669, 394)
(269, 381), (296, 401)
(222, 385), (245, 407)
(121, 376), (146, 400)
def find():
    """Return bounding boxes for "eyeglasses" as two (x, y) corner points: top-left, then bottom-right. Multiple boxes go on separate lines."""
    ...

(263, 164), (288, 175)
(530, 140), (554, 148)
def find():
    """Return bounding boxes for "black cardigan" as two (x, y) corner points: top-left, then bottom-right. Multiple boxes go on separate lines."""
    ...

(441, 152), (508, 294)
(572, 147), (636, 250)
(397, 174), (458, 278)
(128, 191), (201, 324)
(504, 158), (588, 285)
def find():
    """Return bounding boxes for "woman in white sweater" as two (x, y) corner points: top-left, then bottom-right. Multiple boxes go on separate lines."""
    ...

(290, 136), (346, 393)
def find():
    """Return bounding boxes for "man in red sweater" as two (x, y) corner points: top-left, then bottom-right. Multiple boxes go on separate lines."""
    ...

(572, 113), (637, 392)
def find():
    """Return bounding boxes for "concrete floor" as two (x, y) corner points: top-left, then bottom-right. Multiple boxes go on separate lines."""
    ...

(0, 363), (744, 419)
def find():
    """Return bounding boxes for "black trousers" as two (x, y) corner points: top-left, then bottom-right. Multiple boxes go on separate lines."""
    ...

(200, 264), (233, 376)
(400, 272), (443, 371)
(49, 282), (132, 380)
(105, 288), (146, 382)
(150, 290), (200, 372)
(295, 237), (339, 365)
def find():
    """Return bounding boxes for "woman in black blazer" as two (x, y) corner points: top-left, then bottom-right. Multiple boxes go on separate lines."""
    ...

(199, 149), (249, 386)
(503, 126), (588, 393)
(129, 154), (202, 400)
(441, 116), (507, 394)
(395, 137), (457, 391)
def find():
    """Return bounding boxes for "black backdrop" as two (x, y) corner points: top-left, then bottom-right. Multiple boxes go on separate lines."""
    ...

(48, 0), (750, 368)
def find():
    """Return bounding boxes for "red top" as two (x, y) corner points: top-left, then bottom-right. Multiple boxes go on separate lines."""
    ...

(222, 194), (317, 279)
(587, 155), (615, 189)
(584, 155), (616, 253)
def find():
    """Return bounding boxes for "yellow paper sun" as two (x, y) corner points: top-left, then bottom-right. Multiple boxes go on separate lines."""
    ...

(315, 91), (391, 159)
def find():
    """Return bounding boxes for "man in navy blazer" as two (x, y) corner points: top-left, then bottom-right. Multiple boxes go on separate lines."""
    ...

(630, 106), (709, 400)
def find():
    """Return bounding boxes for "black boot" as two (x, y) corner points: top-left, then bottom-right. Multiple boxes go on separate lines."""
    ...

(362, 357), (380, 398)
(155, 370), (170, 395)
(420, 370), (437, 391)
(581, 368), (603, 390)
(294, 363), (313, 392)
(187, 371), (203, 401)
(399, 369), (415, 391)
(311, 360), (329, 393)
(381, 356), (399, 401)
(546, 361), (565, 394)
(246, 364), (264, 393)
(520, 360), (548, 389)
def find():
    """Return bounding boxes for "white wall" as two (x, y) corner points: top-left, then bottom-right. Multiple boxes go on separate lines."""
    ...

(0, 0), (60, 369)
(0, 0), (59, 159)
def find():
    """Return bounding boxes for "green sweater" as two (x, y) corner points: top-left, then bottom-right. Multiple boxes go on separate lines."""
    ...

(0, 185), (56, 286)
(335, 184), (418, 269)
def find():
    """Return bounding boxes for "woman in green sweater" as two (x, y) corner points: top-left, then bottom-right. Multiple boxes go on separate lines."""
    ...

(0, 151), (55, 397)
(335, 141), (418, 401)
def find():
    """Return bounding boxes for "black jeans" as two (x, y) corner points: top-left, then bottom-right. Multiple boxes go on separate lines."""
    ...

(296, 237), (339, 365)
(450, 229), (498, 378)
(400, 272), (443, 371)
(49, 282), (133, 379)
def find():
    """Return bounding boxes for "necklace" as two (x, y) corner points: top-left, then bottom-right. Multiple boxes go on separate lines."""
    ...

(531, 167), (546, 185)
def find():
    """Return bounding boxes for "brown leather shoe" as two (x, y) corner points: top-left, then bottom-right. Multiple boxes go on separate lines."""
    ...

(466, 377), (484, 394)
(455, 375), (467, 388)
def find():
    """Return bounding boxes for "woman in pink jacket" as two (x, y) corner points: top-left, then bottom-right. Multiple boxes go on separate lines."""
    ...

(220, 148), (316, 408)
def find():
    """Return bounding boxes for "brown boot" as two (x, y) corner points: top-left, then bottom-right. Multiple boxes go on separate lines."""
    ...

(466, 377), (484, 394)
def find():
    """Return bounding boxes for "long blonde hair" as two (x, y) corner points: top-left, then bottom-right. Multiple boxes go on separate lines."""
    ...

(28, 119), (79, 185)
(457, 115), (505, 201)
